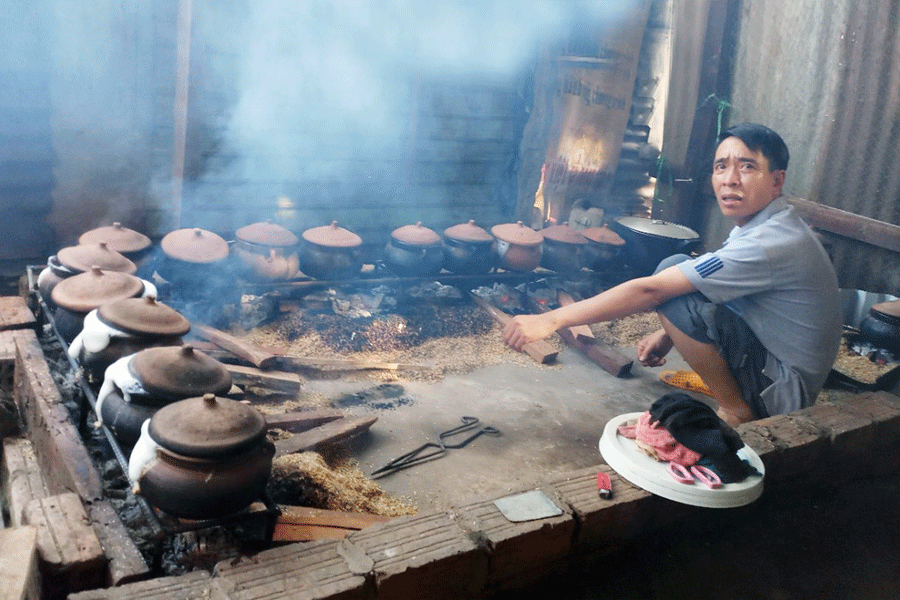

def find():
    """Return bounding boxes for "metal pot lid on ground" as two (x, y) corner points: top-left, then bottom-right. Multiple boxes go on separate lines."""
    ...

(160, 228), (230, 263)
(391, 222), (441, 246)
(51, 267), (146, 313)
(236, 220), (299, 247)
(541, 222), (588, 245)
(56, 242), (137, 275)
(444, 220), (493, 243)
(582, 225), (625, 246)
(78, 223), (152, 255)
(96, 296), (191, 337)
(614, 216), (699, 240)
(491, 221), (543, 246)
(302, 221), (363, 248)
(148, 393), (267, 458)
(129, 345), (232, 400)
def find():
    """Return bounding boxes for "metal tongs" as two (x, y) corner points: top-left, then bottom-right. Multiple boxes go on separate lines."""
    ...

(370, 416), (501, 479)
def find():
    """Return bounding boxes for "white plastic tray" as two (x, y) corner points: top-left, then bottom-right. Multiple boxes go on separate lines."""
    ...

(599, 412), (764, 508)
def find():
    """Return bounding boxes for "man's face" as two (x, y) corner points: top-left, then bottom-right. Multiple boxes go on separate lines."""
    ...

(711, 136), (785, 226)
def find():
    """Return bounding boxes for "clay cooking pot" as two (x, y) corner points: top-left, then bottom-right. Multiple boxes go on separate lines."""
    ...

(301, 221), (364, 280)
(860, 300), (900, 353)
(581, 224), (625, 270)
(69, 296), (191, 381)
(130, 393), (275, 519)
(491, 221), (543, 272)
(540, 222), (588, 273)
(38, 242), (137, 304)
(97, 345), (232, 448)
(50, 267), (150, 343)
(384, 222), (443, 277)
(158, 227), (230, 287)
(442, 220), (496, 275)
(233, 220), (300, 281)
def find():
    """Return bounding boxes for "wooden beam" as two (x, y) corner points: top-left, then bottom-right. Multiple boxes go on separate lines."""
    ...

(469, 293), (559, 364)
(274, 416), (378, 458)
(787, 197), (900, 253)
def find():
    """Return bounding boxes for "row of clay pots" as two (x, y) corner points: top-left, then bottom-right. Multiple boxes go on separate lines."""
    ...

(64, 291), (275, 520)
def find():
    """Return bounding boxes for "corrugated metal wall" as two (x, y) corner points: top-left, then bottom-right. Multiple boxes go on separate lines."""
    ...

(720, 0), (900, 293)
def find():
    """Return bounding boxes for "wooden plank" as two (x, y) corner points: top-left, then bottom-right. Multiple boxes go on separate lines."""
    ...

(787, 197), (900, 253)
(275, 355), (427, 372)
(469, 293), (559, 364)
(272, 505), (391, 542)
(0, 297), (36, 331)
(1, 437), (51, 528)
(555, 290), (633, 378)
(0, 526), (40, 600)
(225, 364), (302, 395)
(191, 324), (277, 369)
(274, 416), (378, 458)
(264, 409), (345, 433)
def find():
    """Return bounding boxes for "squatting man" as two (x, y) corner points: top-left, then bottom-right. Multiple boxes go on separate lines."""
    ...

(502, 123), (841, 427)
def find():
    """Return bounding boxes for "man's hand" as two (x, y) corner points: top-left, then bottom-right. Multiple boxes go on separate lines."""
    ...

(636, 328), (673, 367)
(502, 313), (558, 350)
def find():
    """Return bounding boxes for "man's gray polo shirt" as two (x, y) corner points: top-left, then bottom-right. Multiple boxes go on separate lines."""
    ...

(677, 195), (842, 416)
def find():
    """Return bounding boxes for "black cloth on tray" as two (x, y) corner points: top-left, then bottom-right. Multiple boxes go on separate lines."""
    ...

(648, 393), (760, 483)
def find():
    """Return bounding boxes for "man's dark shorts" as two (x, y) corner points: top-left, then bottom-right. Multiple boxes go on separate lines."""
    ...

(653, 254), (771, 420)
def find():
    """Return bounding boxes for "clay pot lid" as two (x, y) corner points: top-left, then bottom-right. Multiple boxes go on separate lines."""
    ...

(444, 220), (494, 243)
(582, 225), (625, 246)
(490, 221), (544, 246)
(391, 222), (441, 247)
(871, 300), (900, 319)
(541, 222), (588, 245)
(148, 393), (266, 459)
(50, 267), (145, 313)
(236, 220), (299, 247)
(302, 221), (363, 248)
(78, 222), (152, 254)
(160, 228), (230, 263)
(96, 296), (191, 337)
(56, 243), (137, 275)
(129, 345), (233, 401)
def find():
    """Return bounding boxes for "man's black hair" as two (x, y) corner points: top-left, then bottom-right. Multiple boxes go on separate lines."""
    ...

(718, 123), (789, 171)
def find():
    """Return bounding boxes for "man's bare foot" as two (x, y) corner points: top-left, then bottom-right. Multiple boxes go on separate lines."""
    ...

(636, 328), (673, 367)
(716, 406), (754, 428)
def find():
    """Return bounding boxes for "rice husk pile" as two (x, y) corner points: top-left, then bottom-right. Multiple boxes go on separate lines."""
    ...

(831, 337), (896, 384)
(268, 450), (417, 517)
(245, 311), (564, 384)
(591, 311), (660, 347)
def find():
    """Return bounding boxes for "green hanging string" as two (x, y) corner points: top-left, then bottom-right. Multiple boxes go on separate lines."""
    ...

(653, 154), (673, 206)
(701, 93), (732, 140)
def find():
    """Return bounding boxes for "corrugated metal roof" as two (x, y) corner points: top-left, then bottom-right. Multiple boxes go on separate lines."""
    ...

(712, 0), (900, 292)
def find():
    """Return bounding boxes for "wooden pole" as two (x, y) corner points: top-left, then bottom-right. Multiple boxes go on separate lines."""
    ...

(172, 0), (193, 228)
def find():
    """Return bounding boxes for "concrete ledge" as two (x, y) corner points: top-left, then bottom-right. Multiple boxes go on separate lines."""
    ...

(347, 511), (487, 600)
(214, 538), (373, 600)
(547, 465), (654, 555)
(2, 436), (51, 527)
(68, 570), (230, 600)
(453, 487), (574, 592)
(0, 526), (41, 600)
(12, 329), (150, 586)
(0, 296), (36, 332)
(23, 492), (107, 598)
